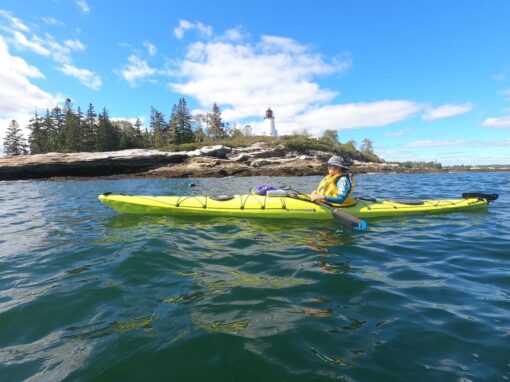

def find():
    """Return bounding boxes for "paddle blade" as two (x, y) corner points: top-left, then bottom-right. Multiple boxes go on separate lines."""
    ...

(462, 192), (499, 202)
(330, 208), (367, 230)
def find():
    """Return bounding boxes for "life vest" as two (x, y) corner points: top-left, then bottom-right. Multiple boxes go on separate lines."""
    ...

(316, 173), (356, 207)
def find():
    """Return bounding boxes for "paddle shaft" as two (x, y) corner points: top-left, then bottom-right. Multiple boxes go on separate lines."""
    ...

(287, 191), (367, 230)
(314, 200), (367, 230)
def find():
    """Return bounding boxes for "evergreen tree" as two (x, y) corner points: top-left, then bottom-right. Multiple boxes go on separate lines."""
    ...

(50, 105), (65, 150)
(42, 109), (57, 152)
(3, 120), (28, 156)
(150, 107), (166, 149)
(96, 108), (120, 151)
(142, 128), (152, 149)
(206, 103), (225, 140)
(115, 120), (143, 149)
(165, 118), (177, 145)
(134, 118), (143, 147)
(168, 98), (195, 144)
(63, 106), (83, 152)
(28, 112), (47, 154)
(83, 103), (97, 152)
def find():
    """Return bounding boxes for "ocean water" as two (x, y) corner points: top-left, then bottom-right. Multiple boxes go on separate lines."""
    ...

(0, 172), (509, 381)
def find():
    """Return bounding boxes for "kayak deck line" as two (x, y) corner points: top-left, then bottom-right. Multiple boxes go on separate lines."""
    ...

(356, 197), (483, 210)
(134, 194), (318, 212)
(98, 193), (494, 220)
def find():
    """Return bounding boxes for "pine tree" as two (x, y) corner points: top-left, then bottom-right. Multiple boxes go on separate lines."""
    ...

(134, 118), (143, 146)
(165, 118), (177, 145)
(64, 106), (83, 152)
(42, 109), (56, 152)
(142, 128), (152, 149)
(168, 98), (195, 144)
(83, 103), (97, 152)
(3, 120), (28, 156)
(206, 103), (225, 140)
(150, 107), (166, 149)
(115, 120), (143, 149)
(96, 108), (120, 151)
(28, 112), (47, 154)
(51, 105), (65, 151)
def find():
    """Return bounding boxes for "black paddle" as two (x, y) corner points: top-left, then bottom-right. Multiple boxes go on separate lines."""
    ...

(315, 199), (367, 231)
(462, 192), (499, 202)
(285, 189), (367, 231)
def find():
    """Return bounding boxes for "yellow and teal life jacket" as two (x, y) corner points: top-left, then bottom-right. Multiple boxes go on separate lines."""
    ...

(316, 174), (356, 207)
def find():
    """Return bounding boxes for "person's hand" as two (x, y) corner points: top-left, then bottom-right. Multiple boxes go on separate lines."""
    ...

(311, 193), (325, 202)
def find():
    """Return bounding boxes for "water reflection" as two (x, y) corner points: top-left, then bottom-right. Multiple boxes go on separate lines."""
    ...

(102, 213), (360, 256)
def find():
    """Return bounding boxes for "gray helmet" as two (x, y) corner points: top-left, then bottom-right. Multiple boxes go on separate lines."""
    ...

(327, 155), (350, 169)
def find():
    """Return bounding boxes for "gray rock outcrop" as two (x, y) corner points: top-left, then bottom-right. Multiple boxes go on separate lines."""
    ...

(0, 142), (403, 180)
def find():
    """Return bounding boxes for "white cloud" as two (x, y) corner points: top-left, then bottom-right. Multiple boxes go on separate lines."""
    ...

(259, 35), (308, 54)
(385, 128), (410, 137)
(293, 101), (423, 136)
(64, 39), (85, 51)
(174, 20), (191, 39)
(75, 0), (90, 13)
(12, 31), (51, 56)
(482, 117), (510, 128)
(143, 40), (157, 56)
(42, 17), (63, 26)
(0, 36), (59, 116)
(422, 103), (473, 121)
(170, 37), (349, 130)
(0, 10), (29, 32)
(166, 22), (426, 136)
(58, 64), (102, 89)
(0, 37), (61, 151)
(174, 19), (213, 40)
(223, 28), (245, 42)
(1, 11), (101, 89)
(120, 54), (156, 86)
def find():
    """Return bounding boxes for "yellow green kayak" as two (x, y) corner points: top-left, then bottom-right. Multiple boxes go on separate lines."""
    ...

(98, 192), (495, 220)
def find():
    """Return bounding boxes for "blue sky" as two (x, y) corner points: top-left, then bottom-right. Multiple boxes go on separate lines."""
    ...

(1, 0), (510, 165)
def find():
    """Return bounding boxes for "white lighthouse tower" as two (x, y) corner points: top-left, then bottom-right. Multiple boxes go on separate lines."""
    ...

(264, 107), (278, 137)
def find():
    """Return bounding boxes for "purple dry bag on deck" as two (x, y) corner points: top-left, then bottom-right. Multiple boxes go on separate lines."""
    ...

(254, 185), (276, 195)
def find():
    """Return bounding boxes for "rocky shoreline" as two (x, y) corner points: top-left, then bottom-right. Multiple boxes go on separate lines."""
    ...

(0, 143), (507, 181)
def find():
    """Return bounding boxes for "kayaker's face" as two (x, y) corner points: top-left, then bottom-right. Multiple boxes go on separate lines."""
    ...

(327, 165), (342, 175)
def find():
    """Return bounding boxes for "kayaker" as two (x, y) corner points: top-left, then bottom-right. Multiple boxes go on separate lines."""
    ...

(310, 155), (356, 206)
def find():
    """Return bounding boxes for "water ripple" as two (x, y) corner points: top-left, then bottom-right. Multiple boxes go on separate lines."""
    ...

(0, 174), (508, 381)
